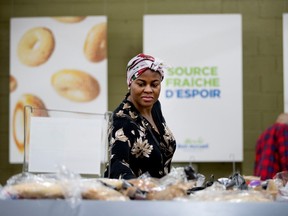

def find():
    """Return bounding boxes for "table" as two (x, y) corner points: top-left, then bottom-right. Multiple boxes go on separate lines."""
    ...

(1, 200), (288, 216)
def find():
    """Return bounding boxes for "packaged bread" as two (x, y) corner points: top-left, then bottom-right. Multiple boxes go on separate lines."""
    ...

(4, 181), (65, 199)
(80, 179), (128, 201)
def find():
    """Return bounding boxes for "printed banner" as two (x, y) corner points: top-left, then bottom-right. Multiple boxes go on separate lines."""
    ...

(144, 14), (243, 162)
(284, 14), (288, 112)
(10, 16), (108, 163)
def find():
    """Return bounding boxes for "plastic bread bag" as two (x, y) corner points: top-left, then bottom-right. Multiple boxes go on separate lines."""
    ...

(80, 178), (129, 201)
(159, 167), (187, 187)
(124, 174), (189, 200)
(1, 166), (83, 208)
(55, 166), (83, 207)
(187, 174), (215, 194)
(189, 189), (274, 202)
(0, 184), (4, 200)
(123, 168), (198, 200)
(121, 166), (205, 200)
(124, 166), (194, 189)
(122, 171), (189, 200)
(123, 172), (161, 200)
(57, 168), (128, 202)
(161, 166), (205, 189)
(189, 181), (274, 202)
(278, 183), (288, 200)
(145, 182), (191, 200)
(217, 172), (248, 190)
(272, 171), (288, 200)
(1, 172), (65, 200)
(96, 178), (125, 191)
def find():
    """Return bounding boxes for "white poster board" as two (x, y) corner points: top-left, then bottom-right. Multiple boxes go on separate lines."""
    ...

(28, 117), (103, 174)
(10, 16), (108, 163)
(144, 14), (243, 162)
(283, 14), (288, 112)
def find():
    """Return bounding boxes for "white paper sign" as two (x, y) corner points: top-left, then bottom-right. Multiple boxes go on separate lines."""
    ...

(144, 14), (243, 162)
(28, 117), (103, 174)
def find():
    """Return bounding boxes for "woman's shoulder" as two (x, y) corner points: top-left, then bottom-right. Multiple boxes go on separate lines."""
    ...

(114, 100), (138, 117)
(112, 99), (141, 125)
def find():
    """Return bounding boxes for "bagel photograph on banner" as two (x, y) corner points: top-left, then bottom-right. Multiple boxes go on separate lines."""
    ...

(9, 16), (108, 163)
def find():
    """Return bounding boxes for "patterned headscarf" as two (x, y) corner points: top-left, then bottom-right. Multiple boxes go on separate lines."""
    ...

(126, 53), (166, 86)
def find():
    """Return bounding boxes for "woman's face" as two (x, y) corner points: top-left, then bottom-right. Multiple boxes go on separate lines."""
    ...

(129, 69), (162, 110)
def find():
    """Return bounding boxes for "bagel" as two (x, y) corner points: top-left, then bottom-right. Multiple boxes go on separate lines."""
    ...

(13, 94), (48, 153)
(10, 75), (17, 92)
(17, 27), (55, 67)
(5, 182), (65, 199)
(84, 22), (107, 62)
(51, 69), (100, 102)
(53, 16), (86, 23)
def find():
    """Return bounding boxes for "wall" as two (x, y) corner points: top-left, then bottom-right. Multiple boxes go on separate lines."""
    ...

(0, 0), (287, 185)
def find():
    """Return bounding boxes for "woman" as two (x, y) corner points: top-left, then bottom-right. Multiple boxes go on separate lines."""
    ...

(104, 53), (176, 179)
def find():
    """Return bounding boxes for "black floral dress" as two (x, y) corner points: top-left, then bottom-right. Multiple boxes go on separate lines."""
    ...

(104, 98), (176, 179)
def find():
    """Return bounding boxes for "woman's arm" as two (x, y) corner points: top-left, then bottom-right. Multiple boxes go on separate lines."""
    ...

(105, 117), (140, 179)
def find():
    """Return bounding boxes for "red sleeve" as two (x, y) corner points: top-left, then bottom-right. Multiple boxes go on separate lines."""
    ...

(276, 125), (288, 172)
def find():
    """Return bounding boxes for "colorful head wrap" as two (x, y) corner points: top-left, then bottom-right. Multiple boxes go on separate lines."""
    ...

(126, 53), (167, 86)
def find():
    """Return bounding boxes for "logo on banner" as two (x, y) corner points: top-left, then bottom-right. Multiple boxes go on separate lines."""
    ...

(177, 137), (209, 150)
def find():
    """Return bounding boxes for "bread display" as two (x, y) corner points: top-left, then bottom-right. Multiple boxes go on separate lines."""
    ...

(2, 166), (287, 203)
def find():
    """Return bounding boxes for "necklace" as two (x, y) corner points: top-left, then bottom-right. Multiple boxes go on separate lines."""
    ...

(142, 115), (159, 134)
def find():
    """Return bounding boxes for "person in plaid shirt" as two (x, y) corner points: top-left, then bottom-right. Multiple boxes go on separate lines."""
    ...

(254, 113), (288, 180)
